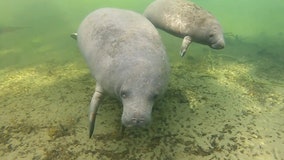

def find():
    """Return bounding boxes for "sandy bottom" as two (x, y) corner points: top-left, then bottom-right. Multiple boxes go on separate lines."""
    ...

(0, 37), (283, 159)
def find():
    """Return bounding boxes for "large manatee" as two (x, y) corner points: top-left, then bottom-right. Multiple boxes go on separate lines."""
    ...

(144, 0), (225, 57)
(74, 8), (169, 138)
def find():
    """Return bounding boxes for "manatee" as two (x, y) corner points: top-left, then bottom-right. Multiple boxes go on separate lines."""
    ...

(144, 0), (225, 57)
(74, 8), (169, 138)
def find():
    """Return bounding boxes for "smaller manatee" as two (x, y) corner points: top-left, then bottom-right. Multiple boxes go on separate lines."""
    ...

(144, 0), (225, 57)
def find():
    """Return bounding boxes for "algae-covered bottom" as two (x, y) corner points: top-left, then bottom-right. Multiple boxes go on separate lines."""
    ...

(0, 37), (284, 159)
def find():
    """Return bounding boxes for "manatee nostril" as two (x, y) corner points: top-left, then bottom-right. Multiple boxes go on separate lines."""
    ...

(131, 117), (145, 125)
(211, 39), (225, 49)
(217, 44), (224, 49)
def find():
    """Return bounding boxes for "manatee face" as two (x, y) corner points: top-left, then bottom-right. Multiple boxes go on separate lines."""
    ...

(119, 76), (166, 127)
(121, 93), (153, 127)
(207, 24), (225, 49)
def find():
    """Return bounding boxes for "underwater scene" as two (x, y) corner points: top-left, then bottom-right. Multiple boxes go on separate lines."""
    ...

(0, 0), (283, 159)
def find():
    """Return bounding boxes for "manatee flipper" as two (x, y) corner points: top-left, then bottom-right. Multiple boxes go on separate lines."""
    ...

(89, 84), (104, 138)
(180, 36), (192, 57)
(70, 33), (78, 40)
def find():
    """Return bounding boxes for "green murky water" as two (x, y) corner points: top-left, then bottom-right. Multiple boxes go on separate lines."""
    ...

(1, 0), (283, 159)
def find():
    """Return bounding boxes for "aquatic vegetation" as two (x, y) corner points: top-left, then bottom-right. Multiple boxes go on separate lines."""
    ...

(224, 32), (247, 44)
(47, 124), (74, 140)
(43, 144), (78, 160)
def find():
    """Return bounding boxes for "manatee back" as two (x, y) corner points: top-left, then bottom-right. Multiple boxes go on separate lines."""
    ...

(144, 0), (215, 37)
(77, 8), (169, 94)
(78, 8), (159, 57)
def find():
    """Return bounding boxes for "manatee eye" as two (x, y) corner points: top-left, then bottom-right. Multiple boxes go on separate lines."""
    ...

(209, 34), (214, 38)
(120, 90), (129, 99)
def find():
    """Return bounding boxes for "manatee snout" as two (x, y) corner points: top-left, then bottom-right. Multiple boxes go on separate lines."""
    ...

(122, 111), (151, 127)
(208, 30), (225, 49)
(210, 38), (225, 49)
(121, 98), (153, 127)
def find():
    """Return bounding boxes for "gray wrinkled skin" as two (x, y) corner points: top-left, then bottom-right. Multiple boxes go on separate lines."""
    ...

(76, 8), (169, 138)
(144, 0), (225, 56)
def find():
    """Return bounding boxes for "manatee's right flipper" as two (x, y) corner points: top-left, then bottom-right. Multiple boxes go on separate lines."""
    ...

(89, 84), (104, 138)
(70, 33), (78, 40)
(180, 36), (192, 57)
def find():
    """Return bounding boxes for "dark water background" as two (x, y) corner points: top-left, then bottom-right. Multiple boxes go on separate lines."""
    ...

(1, 0), (283, 159)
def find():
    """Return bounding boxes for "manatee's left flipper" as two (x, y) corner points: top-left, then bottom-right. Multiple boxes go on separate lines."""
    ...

(89, 83), (104, 138)
(70, 33), (78, 40)
(180, 36), (192, 57)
